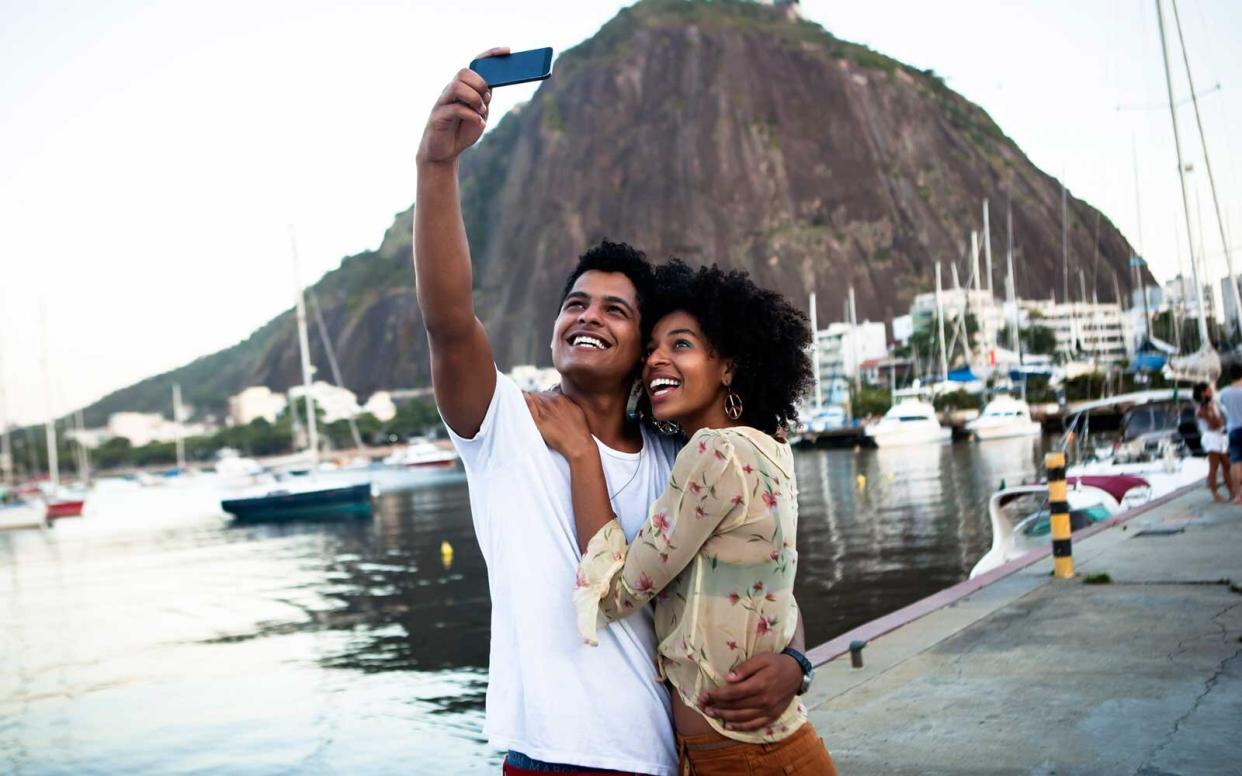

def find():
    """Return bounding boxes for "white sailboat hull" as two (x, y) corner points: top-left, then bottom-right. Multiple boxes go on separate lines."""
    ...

(971, 419), (1043, 440)
(866, 421), (952, 447)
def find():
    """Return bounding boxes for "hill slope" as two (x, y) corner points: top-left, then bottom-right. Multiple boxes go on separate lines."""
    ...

(82, 0), (1141, 424)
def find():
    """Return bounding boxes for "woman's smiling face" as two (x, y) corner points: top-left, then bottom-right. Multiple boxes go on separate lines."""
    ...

(642, 311), (732, 432)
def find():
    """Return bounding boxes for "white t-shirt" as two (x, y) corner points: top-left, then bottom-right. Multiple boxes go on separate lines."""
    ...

(447, 371), (680, 775)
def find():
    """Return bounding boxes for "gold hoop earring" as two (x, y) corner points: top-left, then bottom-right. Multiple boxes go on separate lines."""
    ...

(724, 389), (743, 421)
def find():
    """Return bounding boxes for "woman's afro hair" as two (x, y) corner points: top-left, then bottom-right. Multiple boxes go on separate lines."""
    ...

(643, 260), (814, 436)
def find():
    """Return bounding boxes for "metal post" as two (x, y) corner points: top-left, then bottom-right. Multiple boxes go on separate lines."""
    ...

(1046, 451), (1074, 579)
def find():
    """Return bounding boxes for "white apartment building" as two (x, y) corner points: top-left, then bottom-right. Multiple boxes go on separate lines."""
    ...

(812, 321), (887, 405)
(508, 364), (560, 392)
(1026, 300), (1135, 363)
(106, 412), (210, 446)
(362, 391), (397, 423)
(288, 382), (362, 424)
(910, 288), (1007, 346)
(228, 386), (288, 426)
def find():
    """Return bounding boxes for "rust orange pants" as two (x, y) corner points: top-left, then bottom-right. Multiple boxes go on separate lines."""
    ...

(676, 722), (837, 775)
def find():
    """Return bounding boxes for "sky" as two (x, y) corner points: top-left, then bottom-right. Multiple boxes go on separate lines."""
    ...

(1, 0), (1240, 426)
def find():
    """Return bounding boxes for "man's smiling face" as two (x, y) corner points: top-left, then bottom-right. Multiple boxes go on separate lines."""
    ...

(551, 270), (643, 388)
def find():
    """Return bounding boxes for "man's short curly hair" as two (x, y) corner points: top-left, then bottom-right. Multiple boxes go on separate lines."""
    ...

(559, 240), (656, 322)
(642, 260), (814, 436)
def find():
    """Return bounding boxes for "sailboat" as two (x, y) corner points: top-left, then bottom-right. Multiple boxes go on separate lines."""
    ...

(221, 230), (373, 523)
(1156, 0), (1220, 384)
(38, 304), (85, 521)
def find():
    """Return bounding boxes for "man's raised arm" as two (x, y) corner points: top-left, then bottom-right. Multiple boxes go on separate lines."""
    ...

(413, 49), (508, 438)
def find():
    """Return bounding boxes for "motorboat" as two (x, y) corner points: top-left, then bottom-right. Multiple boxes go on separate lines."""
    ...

(968, 475), (1145, 578)
(967, 395), (1042, 440)
(222, 480), (373, 523)
(969, 390), (1211, 577)
(0, 499), (47, 531)
(864, 399), (951, 448)
(383, 438), (459, 468)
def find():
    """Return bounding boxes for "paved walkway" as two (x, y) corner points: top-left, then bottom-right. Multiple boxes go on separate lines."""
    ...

(804, 487), (1242, 775)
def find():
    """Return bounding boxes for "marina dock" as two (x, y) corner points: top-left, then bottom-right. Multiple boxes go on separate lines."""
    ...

(803, 485), (1241, 775)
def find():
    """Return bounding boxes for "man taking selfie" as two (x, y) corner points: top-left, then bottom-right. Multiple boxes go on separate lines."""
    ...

(412, 49), (808, 774)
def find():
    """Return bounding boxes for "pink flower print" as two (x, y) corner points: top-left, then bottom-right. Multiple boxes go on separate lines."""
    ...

(636, 572), (655, 594)
(695, 506), (707, 520)
(726, 639), (738, 651)
(575, 567), (589, 589)
(659, 552), (670, 564)
(612, 550), (624, 561)
(714, 449), (726, 460)
(651, 511), (670, 536)
(752, 580), (764, 592)
(743, 464), (754, 475)
(727, 592), (741, 606)
(765, 592), (777, 602)
(688, 481), (702, 495)
(761, 491), (779, 512)
(731, 495), (744, 507)
(757, 615), (775, 636)
(698, 440), (707, 454)
(769, 549), (780, 561)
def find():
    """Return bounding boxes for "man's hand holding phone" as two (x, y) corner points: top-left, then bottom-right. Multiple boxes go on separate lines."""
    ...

(416, 47), (508, 167)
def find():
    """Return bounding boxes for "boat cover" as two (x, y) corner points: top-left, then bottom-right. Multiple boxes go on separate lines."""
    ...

(1067, 475), (1149, 505)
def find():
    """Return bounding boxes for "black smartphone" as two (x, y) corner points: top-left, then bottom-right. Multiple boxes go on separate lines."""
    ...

(470, 47), (553, 88)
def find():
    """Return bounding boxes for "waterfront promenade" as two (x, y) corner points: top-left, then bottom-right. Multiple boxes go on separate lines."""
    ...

(805, 486), (1241, 775)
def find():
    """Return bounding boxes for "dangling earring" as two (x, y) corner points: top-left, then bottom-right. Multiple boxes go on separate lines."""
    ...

(724, 388), (743, 421)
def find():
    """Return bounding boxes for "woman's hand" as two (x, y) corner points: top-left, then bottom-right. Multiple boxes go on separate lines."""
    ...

(524, 388), (595, 461)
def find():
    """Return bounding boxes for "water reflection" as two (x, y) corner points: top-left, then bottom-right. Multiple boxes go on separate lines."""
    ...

(2, 439), (1048, 773)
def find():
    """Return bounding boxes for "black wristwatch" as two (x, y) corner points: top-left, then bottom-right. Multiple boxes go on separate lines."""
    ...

(782, 647), (814, 695)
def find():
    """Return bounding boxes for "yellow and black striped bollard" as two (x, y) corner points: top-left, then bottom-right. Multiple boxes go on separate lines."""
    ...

(1046, 451), (1074, 579)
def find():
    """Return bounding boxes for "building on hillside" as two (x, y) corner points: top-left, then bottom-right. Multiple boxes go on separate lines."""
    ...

(812, 321), (888, 403)
(106, 412), (210, 447)
(909, 288), (1006, 346)
(1026, 301), (1135, 363)
(228, 387), (288, 426)
(1162, 275), (1216, 323)
(1219, 274), (1242, 334)
(509, 365), (560, 392)
(362, 391), (397, 423)
(287, 382), (361, 424)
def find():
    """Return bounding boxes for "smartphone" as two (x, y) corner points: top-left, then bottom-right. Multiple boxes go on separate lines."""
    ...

(470, 47), (553, 88)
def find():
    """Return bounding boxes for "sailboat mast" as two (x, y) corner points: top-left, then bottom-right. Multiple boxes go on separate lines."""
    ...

(983, 199), (994, 297)
(1170, 0), (1242, 336)
(1006, 197), (1021, 359)
(1061, 183), (1070, 305)
(0, 329), (11, 488)
(1155, 0), (1211, 348)
(173, 383), (186, 471)
(808, 292), (822, 410)
(935, 262), (949, 383)
(848, 286), (860, 394)
(40, 303), (59, 489)
(289, 228), (320, 467)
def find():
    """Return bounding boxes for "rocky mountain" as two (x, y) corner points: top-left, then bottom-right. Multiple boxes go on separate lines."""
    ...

(82, 0), (1144, 424)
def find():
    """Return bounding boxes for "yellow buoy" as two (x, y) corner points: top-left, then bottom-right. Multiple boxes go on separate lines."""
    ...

(856, 474), (866, 490)
(440, 540), (454, 570)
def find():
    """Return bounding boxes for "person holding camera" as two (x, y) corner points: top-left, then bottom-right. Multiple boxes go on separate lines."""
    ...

(413, 51), (807, 775)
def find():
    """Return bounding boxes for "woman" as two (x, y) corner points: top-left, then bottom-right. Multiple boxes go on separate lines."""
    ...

(528, 262), (836, 774)
(1193, 382), (1233, 501)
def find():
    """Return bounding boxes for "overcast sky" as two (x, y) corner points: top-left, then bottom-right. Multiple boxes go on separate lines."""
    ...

(2, 0), (1240, 426)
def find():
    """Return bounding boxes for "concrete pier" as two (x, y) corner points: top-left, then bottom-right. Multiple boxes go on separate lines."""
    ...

(804, 486), (1241, 775)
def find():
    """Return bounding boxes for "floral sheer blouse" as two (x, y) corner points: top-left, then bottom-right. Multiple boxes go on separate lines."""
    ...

(573, 426), (806, 743)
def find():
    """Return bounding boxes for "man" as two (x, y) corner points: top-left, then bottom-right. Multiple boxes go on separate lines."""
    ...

(413, 52), (807, 774)
(1217, 360), (1242, 504)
